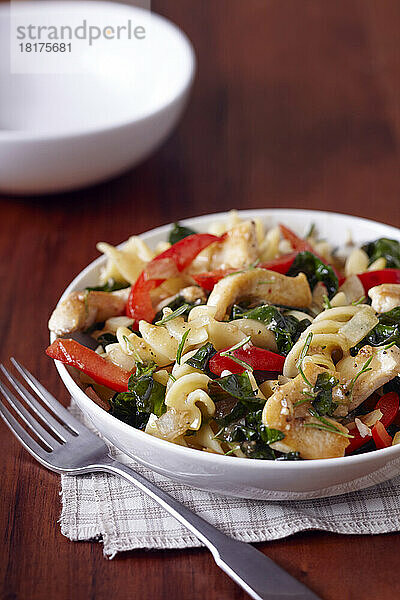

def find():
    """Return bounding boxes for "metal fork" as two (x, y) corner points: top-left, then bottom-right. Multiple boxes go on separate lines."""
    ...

(0, 359), (321, 600)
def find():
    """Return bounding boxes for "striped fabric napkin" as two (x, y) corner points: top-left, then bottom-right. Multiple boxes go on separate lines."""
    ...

(60, 402), (400, 558)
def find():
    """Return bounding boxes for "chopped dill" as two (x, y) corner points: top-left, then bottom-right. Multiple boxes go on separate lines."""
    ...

(176, 329), (191, 365)
(220, 336), (253, 371)
(322, 295), (332, 310)
(296, 332), (314, 387)
(352, 295), (366, 306)
(155, 304), (191, 325)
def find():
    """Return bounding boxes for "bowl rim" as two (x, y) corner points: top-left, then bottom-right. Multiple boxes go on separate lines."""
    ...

(0, 0), (196, 142)
(52, 208), (400, 470)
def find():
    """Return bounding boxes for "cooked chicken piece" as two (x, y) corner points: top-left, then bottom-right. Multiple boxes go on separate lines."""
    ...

(368, 284), (400, 313)
(48, 288), (130, 335)
(181, 286), (207, 304)
(207, 269), (312, 320)
(339, 274), (365, 304)
(262, 362), (350, 459)
(209, 220), (259, 270)
(336, 344), (400, 412)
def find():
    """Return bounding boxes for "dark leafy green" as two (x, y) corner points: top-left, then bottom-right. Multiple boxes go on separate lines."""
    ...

(351, 307), (400, 355)
(213, 396), (248, 425)
(209, 372), (263, 404)
(215, 409), (285, 460)
(208, 373), (286, 460)
(286, 251), (338, 298)
(168, 222), (197, 245)
(186, 342), (217, 373)
(208, 372), (265, 427)
(310, 372), (339, 416)
(86, 278), (130, 293)
(134, 362), (158, 379)
(232, 304), (310, 356)
(110, 362), (166, 429)
(97, 333), (118, 348)
(362, 238), (400, 269)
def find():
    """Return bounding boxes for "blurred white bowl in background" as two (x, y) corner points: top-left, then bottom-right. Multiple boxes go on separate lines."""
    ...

(0, 1), (196, 194)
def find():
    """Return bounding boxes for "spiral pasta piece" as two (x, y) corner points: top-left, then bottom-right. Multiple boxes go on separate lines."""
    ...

(97, 236), (156, 285)
(165, 373), (214, 430)
(283, 305), (378, 377)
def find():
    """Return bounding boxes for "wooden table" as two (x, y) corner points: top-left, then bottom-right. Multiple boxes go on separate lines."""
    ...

(1, 1), (400, 598)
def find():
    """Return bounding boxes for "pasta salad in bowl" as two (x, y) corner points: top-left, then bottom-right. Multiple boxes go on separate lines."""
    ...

(47, 210), (400, 499)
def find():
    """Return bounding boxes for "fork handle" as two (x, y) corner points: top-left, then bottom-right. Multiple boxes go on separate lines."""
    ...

(98, 459), (320, 600)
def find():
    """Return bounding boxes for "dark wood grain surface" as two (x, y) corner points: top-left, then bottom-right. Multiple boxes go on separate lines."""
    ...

(1, 1), (400, 599)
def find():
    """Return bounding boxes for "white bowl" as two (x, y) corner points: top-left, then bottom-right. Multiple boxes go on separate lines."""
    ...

(51, 209), (400, 500)
(0, 1), (195, 195)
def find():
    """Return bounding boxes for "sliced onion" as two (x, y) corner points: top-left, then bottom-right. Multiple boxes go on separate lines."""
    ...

(153, 409), (192, 441)
(339, 306), (379, 348)
(354, 417), (371, 438)
(360, 409), (383, 428)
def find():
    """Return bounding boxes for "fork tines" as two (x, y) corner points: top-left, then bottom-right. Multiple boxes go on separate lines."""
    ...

(0, 359), (81, 461)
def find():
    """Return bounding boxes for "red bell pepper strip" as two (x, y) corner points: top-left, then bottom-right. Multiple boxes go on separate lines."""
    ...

(344, 433), (366, 456)
(209, 345), (285, 376)
(345, 392), (399, 454)
(356, 269), (400, 294)
(126, 233), (220, 326)
(376, 392), (400, 427)
(259, 253), (299, 274)
(192, 253), (299, 291)
(279, 224), (315, 253)
(46, 338), (131, 392)
(191, 269), (230, 291)
(372, 420), (393, 449)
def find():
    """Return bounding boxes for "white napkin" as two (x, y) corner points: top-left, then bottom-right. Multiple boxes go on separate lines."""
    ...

(60, 403), (400, 558)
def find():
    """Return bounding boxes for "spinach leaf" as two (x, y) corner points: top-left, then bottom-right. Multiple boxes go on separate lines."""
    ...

(132, 376), (166, 416)
(110, 362), (166, 429)
(110, 392), (150, 429)
(168, 222), (197, 245)
(311, 372), (339, 416)
(208, 373), (285, 459)
(351, 307), (400, 355)
(186, 342), (216, 372)
(97, 333), (118, 348)
(362, 238), (400, 268)
(286, 251), (338, 298)
(86, 278), (130, 293)
(232, 304), (309, 356)
(213, 397), (249, 427)
(132, 362), (158, 380)
(208, 372), (265, 427)
(209, 372), (263, 404)
(215, 408), (285, 460)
